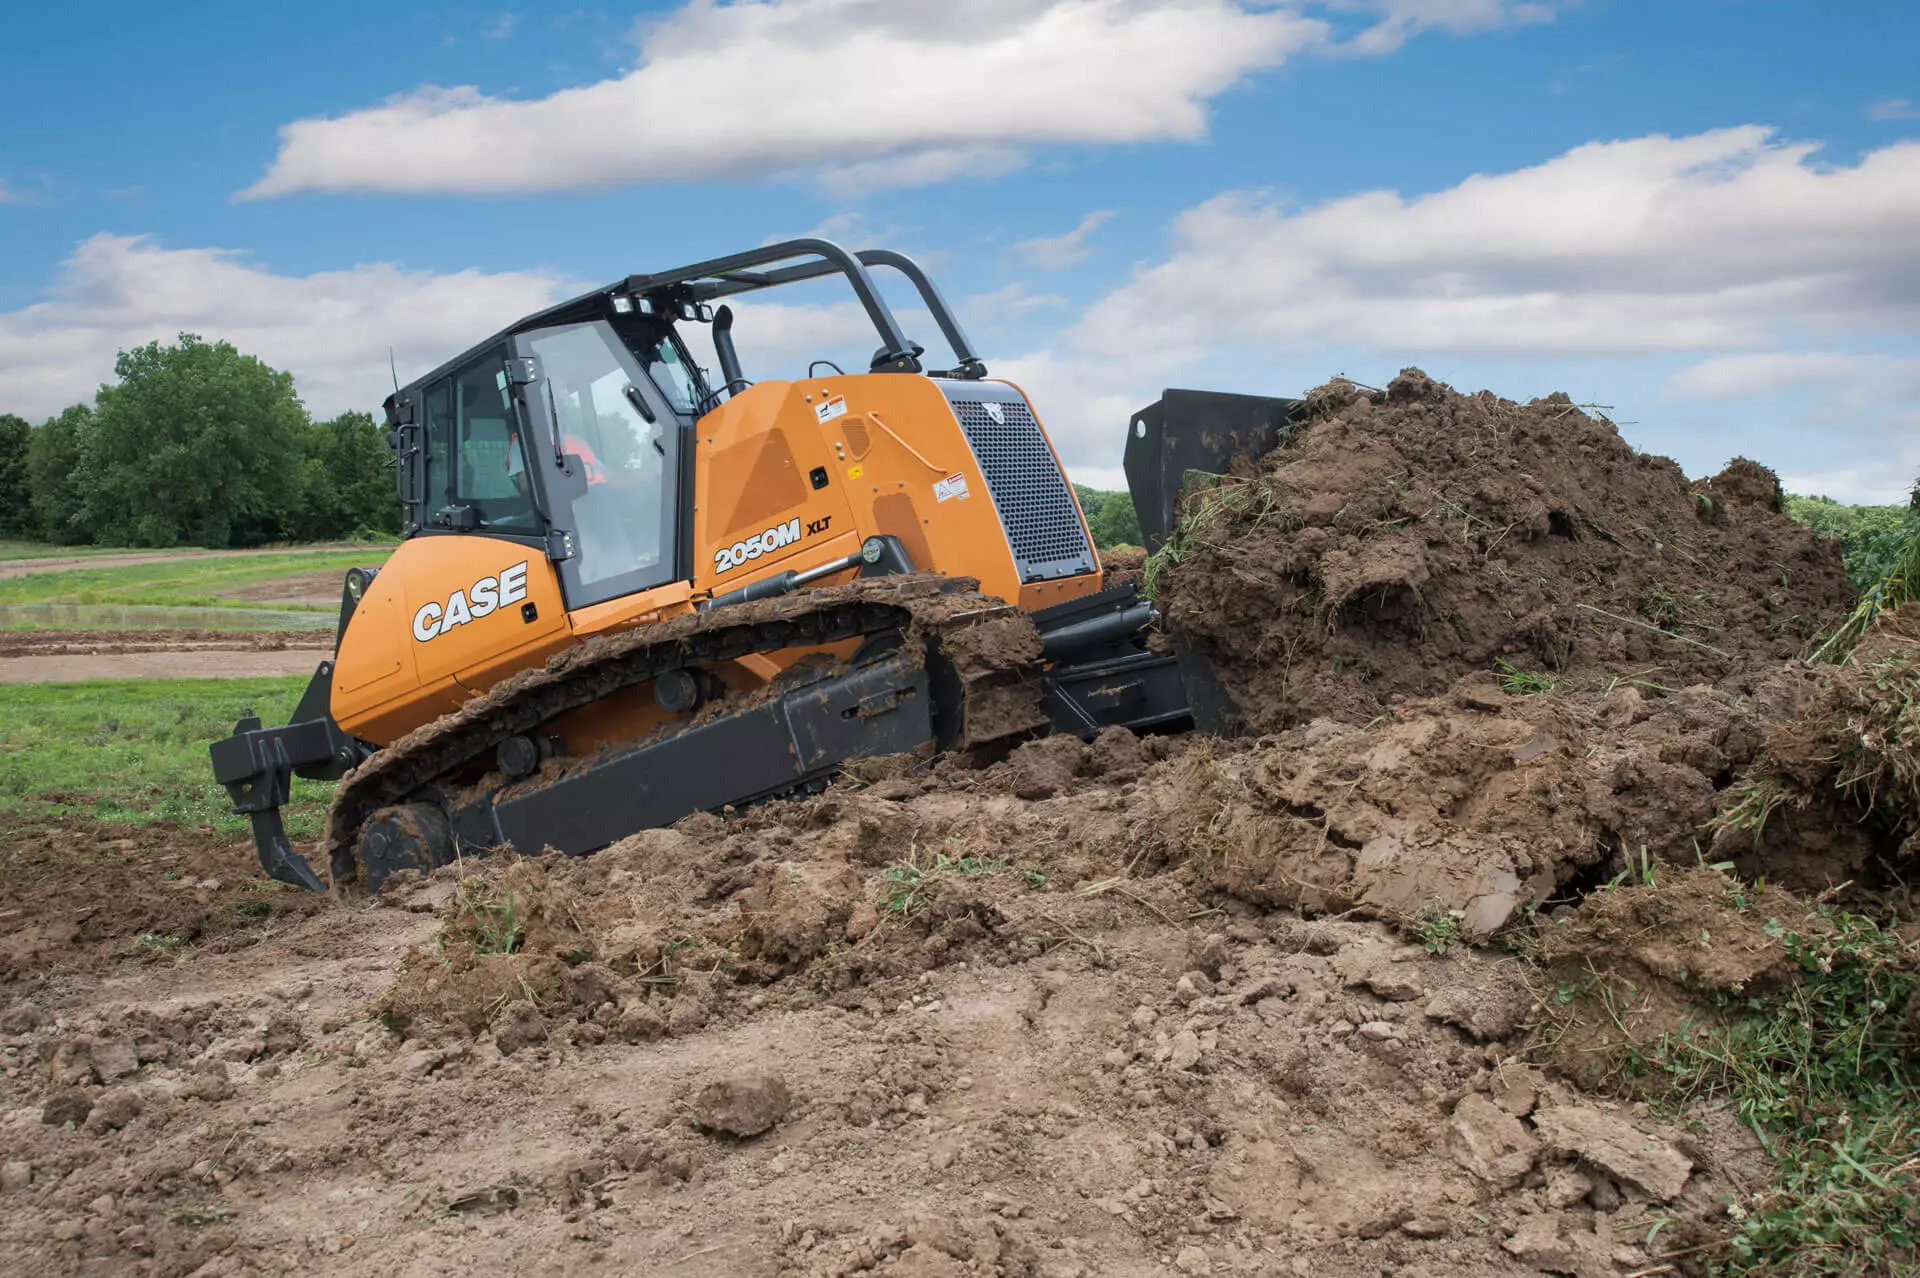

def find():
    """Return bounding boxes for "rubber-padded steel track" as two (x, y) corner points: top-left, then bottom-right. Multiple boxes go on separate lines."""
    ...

(320, 575), (1019, 889)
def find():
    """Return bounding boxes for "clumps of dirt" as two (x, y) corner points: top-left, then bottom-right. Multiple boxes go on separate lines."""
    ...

(376, 861), (597, 1043)
(1117, 677), (1773, 940)
(0, 822), (325, 982)
(1711, 604), (1920, 888)
(1155, 369), (1854, 732)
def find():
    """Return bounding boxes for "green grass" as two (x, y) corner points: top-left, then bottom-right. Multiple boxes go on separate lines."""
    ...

(1607, 904), (1919, 1275)
(0, 547), (390, 614)
(0, 676), (334, 837)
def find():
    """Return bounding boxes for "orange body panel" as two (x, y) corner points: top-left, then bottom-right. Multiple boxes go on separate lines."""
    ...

(331, 374), (1104, 751)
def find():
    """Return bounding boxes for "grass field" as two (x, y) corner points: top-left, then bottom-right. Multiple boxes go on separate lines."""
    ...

(0, 675), (334, 837)
(0, 547), (389, 614)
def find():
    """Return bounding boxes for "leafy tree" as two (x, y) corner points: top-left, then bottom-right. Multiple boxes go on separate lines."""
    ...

(0, 414), (30, 537)
(79, 334), (306, 547)
(1073, 484), (1145, 550)
(286, 411), (401, 540)
(27, 404), (96, 544)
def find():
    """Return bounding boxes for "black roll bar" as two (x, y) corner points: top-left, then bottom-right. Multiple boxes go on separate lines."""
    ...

(624, 238), (987, 379)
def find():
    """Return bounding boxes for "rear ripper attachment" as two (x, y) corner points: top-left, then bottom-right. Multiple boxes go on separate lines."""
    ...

(214, 573), (1184, 895)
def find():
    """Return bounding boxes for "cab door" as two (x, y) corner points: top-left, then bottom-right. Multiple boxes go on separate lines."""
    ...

(410, 356), (571, 697)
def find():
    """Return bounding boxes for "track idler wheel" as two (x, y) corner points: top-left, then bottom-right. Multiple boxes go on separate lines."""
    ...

(356, 803), (455, 890)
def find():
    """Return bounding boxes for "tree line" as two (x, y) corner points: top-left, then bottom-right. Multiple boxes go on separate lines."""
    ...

(0, 334), (401, 548)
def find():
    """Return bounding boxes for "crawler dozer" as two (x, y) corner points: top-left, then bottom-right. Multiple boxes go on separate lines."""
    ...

(210, 240), (1297, 892)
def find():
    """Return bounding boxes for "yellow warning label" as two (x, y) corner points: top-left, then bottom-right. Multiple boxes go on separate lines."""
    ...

(847, 465), (865, 479)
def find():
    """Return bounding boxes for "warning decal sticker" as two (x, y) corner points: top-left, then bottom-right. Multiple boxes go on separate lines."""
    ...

(934, 473), (970, 503)
(815, 395), (848, 424)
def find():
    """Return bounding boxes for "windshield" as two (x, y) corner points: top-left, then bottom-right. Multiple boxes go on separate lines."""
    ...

(611, 315), (706, 414)
(523, 321), (680, 607)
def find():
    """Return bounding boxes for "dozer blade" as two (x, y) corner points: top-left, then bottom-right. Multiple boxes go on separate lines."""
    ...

(1123, 388), (1305, 736)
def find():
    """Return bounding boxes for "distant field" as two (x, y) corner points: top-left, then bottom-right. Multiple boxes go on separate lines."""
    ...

(0, 547), (389, 615)
(0, 675), (331, 838)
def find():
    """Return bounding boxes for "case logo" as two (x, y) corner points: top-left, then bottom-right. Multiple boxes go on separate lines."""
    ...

(714, 517), (802, 574)
(413, 561), (530, 642)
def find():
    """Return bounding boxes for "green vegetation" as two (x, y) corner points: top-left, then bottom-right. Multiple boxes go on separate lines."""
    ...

(1073, 485), (1145, 550)
(0, 547), (387, 613)
(1814, 509), (1920, 662)
(451, 877), (525, 956)
(0, 414), (29, 537)
(2, 334), (402, 549)
(0, 676), (333, 836)
(879, 846), (1045, 917)
(1785, 493), (1915, 592)
(1493, 658), (1560, 695)
(1629, 906), (1918, 1275)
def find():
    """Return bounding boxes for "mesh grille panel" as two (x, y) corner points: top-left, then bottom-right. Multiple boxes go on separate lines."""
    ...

(951, 398), (1094, 578)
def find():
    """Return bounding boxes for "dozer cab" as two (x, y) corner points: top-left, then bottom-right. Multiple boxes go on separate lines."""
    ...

(210, 239), (1297, 893)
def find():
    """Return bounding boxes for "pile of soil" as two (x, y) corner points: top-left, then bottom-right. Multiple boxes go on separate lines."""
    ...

(2, 741), (1762, 1276)
(1156, 369), (1853, 731)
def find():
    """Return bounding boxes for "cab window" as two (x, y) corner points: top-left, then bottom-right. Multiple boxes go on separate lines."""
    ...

(523, 321), (680, 607)
(453, 357), (539, 533)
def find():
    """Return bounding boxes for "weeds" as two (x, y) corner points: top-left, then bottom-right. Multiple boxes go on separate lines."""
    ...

(878, 845), (1044, 917)
(1414, 901), (1466, 955)
(451, 877), (523, 956)
(1591, 906), (1920, 1275)
(1494, 658), (1559, 695)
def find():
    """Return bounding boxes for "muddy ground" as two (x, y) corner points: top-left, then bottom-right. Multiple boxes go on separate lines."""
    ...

(1, 744), (1767, 1278)
(0, 631), (331, 683)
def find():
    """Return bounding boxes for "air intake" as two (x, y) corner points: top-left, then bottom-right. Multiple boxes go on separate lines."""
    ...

(942, 386), (1096, 583)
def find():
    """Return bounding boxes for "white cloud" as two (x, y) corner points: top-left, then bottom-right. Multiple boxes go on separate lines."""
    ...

(1868, 97), (1920, 121)
(0, 177), (48, 206)
(484, 13), (519, 41)
(1074, 127), (1920, 364)
(239, 1), (1332, 198)
(1666, 352), (1878, 400)
(0, 235), (578, 422)
(1014, 210), (1115, 270)
(1329, 0), (1562, 55)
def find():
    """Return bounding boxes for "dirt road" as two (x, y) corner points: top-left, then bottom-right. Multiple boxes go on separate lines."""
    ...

(0, 630), (331, 683)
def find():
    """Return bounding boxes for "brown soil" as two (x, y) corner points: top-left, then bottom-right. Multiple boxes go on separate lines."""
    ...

(2, 758), (1752, 1277)
(0, 630), (332, 682)
(0, 630), (331, 657)
(1156, 370), (1853, 732)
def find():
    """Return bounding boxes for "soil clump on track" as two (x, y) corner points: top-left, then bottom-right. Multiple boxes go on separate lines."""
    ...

(1156, 369), (1852, 732)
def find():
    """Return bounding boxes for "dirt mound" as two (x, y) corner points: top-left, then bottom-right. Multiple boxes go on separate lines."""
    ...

(1156, 369), (1853, 732)
(0, 740), (1735, 1277)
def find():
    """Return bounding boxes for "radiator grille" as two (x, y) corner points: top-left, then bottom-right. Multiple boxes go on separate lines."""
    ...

(950, 397), (1095, 581)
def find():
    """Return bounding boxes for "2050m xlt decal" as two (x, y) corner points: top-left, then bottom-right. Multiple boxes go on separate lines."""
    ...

(714, 517), (804, 574)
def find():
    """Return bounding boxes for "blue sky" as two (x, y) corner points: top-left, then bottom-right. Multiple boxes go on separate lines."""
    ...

(2, 0), (1916, 499)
